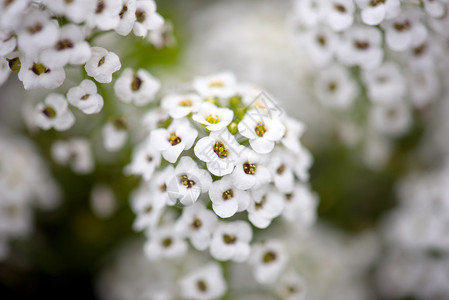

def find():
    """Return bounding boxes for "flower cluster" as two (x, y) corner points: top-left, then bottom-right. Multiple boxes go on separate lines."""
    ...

(126, 71), (317, 298)
(378, 162), (449, 299)
(0, 0), (165, 131)
(0, 129), (60, 260)
(293, 0), (449, 168)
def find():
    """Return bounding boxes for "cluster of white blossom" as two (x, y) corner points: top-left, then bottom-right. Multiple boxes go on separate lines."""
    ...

(0, 129), (60, 260)
(0, 0), (165, 132)
(124, 71), (317, 299)
(377, 161), (449, 299)
(292, 0), (449, 168)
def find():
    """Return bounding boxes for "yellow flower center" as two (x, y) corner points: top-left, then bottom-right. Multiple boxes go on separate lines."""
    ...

(223, 234), (237, 244)
(255, 122), (267, 137)
(179, 99), (192, 107)
(205, 114), (220, 124)
(180, 174), (195, 188)
(213, 141), (228, 159)
(209, 80), (224, 87)
(222, 189), (234, 200)
(243, 162), (257, 175)
(168, 132), (182, 145)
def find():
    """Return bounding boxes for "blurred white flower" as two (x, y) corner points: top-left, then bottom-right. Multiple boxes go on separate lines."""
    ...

(179, 263), (227, 300)
(370, 100), (411, 136)
(86, 0), (122, 31)
(144, 225), (188, 260)
(51, 138), (94, 174)
(133, 0), (164, 37)
(126, 138), (161, 181)
(249, 240), (288, 284)
(42, 0), (96, 23)
(102, 117), (128, 151)
(131, 185), (165, 231)
(115, 0), (137, 36)
(67, 79), (104, 114)
(114, 68), (160, 106)
(323, 0), (355, 32)
(34, 93), (75, 131)
(90, 184), (117, 219)
(161, 93), (202, 119)
(356, 0), (400, 25)
(193, 71), (237, 99)
(282, 183), (318, 226)
(247, 186), (284, 229)
(192, 102), (234, 132)
(210, 221), (252, 262)
(362, 62), (406, 104)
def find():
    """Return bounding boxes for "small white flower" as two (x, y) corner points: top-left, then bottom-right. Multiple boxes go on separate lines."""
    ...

(149, 119), (198, 163)
(324, 0), (355, 32)
(192, 102), (234, 132)
(85, 46), (121, 83)
(18, 55), (66, 90)
(281, 117), (306, 154)
(0, 0), (29, 31)
(174, 203), (217, 251)
(293, 0), (325, 28)
(408, 69), (439, 108)
(67, 79), (104, 114)
(208, 175), (251, 218)
(247, 186), (284, 229)
(40, 24), (91, 69)
(249, 240), (288, 284)
(282, 184), (318, 226)
(42, 0), (97, 23)
(34, 93), (75, 131)
(142, 107), (170, 131)
(144, 225), (188, 260)
(161, 93), (203, 119)
(179, 263), (227, 300)
(268, 149), (296, 193)
(423, 0), (447, 18)
(293, 146), (313, 182)
(356, 0), (400, 25)
(16, 9), (59, 54)
(238, 111), (285, 154)
(194, 128), (243, 176)
(276, 271), (307, 300)
(115, 0), (137, 36)
(51, 138), (94, 174)
(149, 166), (174, 206)
(232, 149), (271, 190)
(383, 9), (427, 52)
(87, 0), (122, 30)
(337, 26), (383, 69)
(114, 68), (160, 105)
(298, 26), (339, 67)
(193, 71), (237, 99)
(131, 185), (165, 231)
(370, 101), (411, 136)
(133, 0), (164, 37)
(210, 220), (252, 262)
(0, 33), (16, 57)
(125, 138), (161, 181)
(314, 64), (358, 109)
(166, 156), (212, 206)
(102, 117), (128, 151)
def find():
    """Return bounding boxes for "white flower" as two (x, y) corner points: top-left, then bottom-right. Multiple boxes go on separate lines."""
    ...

(276, 271), (307, 300)
(324, 0), (355, 32)
(51, 138), (94, 174)
(142, 107), (170, 131)
(166, 157), (212, 206)
(356, 0), (400, 25)
(102, 117), (128, 151)
(87, 0), (122, 30)
(232, 149), (271, 190)
(85, 47), (121, 83)
(210, 220), (252, 262)
(362, 62), (406, 105)
(161, 93), (203, 119)
(0, 33), (16, 57)
(133, 0), (164, 37)
(238, 110), (285, 154)
(194, 128), (243, 176)
(114, 68), (160, 105)
(298, 26), (339, 67)
(247, 186), (284, 229)
(18, 55), (66, 90)
(192, 102), (234, 131)
(408, 69), (439, 108)
(0, 0), (29, 31)
(281, 117), (306, 154)
(383, 9), (427, 52)
(208, 175), (251, 218)
(42, 0), (96, 23)
(293, 0), (325, 28)
(34, 93), (75, 131)
(174, 203), (217, 251)
(179, 263), (227, 300)
(149, 166), (174, 206)
(370, 101), (411, 136)
(40, 24), (91, 69)
(249, 240), (288, 284)
(293, 146), (313, 182)
(115, 0), (137, 36)
(67, 79), (104, 114)
(193, 71), (237, 99)
(143, 225), (188, 260)
(0, 200), (31, 238)
(282, 184), (317, 226)
(16, 9), (59, 54)
(337, 26), (383, 69)
(125, 138), (161, 181)
(268, 149), (296, 193)
(314, 64), (358, 109)
(149, 119), (198, 163)
(423, 0), (447, 18)
(131, 185), (165, 231)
